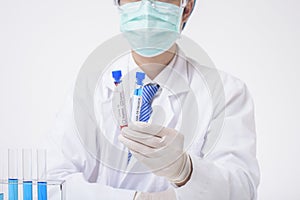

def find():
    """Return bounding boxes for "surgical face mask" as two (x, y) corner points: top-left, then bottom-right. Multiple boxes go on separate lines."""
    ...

(119, 0), (185, 57)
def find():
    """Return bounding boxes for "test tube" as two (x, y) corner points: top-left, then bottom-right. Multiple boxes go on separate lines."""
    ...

(0, 186), (3, 200)
(37, 149), (47, 200)
(0, 149), (5, 200)
(0, 185), (3, 200)
(0, 169), (3, 200)
(112, 70), (128, 129)
(131, 72), (145, 122)
(22, 149), (32, 200)
(8, 149), (19, 200)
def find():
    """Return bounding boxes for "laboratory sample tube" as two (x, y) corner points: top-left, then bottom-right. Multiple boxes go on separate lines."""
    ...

(8, 149), (19, 200)
(0, 184), (3, 200)
(0, 149), (5, 200)
(131, 72), (145, 122)
(112, 70), (128, 129)
(0, 168), (3, 200)
(22, 149), (32, 200)
(37, 149), (47, 200)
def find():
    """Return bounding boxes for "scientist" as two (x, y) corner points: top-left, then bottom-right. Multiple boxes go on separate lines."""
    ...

(48, 0), (260, 199)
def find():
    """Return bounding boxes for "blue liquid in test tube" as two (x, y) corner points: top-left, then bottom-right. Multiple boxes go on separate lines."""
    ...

(22, 149), (33, 200)
(38, 182), (47, 200)
(37, 149), (47, 200)
(8, 178), (18, 200)
(0, 149), (5, 200)
(131, 72), (145, 122)
(8, 149), (19, 200)
(23, 181), (32, 200)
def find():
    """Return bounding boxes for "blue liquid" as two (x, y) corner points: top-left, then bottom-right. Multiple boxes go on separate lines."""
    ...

(0, 193), (4, 200)
(8, 178), (18, 200)
(37, 182), (47, 200)
(23, 181), (32, 200)
(134, 88), (143, 96)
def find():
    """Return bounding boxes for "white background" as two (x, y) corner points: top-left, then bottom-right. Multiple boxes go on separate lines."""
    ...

(0, 0), (299, 199)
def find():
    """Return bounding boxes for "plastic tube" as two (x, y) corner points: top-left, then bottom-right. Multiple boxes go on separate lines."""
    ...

(37, 149), (47, 200)
(8, 149), (18, 200)
(0, 149), (5, 200)
(112, 70), (128, 129)
(22, 149), (32, 200)
(131, 72), (145, 122)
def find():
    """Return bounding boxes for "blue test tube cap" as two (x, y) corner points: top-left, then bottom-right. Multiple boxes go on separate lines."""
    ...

(136, 72), (145, 85)
(112, 70), (122, 83)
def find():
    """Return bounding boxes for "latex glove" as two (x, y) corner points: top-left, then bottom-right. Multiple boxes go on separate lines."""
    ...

(119, 122), (192, 184)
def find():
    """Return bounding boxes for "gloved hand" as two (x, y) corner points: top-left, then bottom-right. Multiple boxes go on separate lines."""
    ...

(119, 122), (192, 185)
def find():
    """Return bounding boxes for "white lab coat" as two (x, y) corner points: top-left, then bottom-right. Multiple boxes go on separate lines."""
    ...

(47, 47), (260, 199)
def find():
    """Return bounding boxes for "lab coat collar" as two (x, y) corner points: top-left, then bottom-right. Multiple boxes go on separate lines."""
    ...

(149, 47), (190, 97)
(106, 45), (190, 97)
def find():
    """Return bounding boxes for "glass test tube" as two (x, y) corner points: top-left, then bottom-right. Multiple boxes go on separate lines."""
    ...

(37, 149), (47, 200)
(8, 149), (19, 200)
(0, 150), (5, 200)
(22, 149), (32, 200)
(0, 187), (3, 200)
(0, 184), (3, 200)
(0, 168), (3, 200)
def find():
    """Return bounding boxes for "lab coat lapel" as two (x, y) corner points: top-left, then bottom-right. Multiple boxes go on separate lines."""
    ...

(153, 47), (190, 128)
